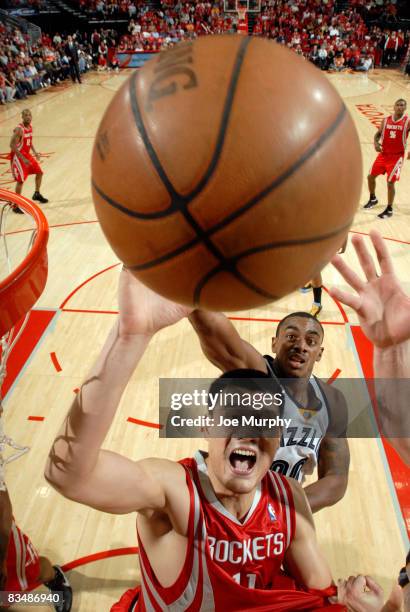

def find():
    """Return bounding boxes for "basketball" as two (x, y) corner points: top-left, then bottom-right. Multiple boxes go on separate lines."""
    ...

(91, 35), (362, 311)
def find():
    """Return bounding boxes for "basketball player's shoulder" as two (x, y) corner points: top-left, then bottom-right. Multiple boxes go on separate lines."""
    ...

(138, 457), (187, 499)
(136, 457), (189, 523)
(137, 458), (190, 530)
(139, 456), (186, 482)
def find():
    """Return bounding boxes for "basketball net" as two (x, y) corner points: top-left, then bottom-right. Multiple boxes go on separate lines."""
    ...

(0, 200), (32, 488)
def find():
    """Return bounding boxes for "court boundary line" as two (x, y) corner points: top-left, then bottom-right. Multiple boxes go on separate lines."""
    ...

(348, 324), (409, 548)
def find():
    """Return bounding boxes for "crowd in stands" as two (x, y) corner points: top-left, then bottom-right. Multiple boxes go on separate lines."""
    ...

(0, 22), (121, 104)
(251, 0), (409, 71)
(108, 0), (409, 70)
(351, 0), (408, 23)
(115, 1), (243, 52)
(2, 0), (46, 12)
(1, 0), (410, 103)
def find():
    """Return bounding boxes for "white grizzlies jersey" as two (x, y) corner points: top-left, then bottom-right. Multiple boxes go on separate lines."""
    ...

(264, 356), (329, 482)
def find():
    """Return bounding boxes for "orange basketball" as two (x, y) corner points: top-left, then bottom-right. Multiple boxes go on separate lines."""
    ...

(91, 35), (362, 311)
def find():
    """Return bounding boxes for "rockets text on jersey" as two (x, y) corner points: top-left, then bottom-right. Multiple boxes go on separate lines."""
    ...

(16, 123), (33, 156)
(380, 114), (410, 155)
(134, 451), (297, 610)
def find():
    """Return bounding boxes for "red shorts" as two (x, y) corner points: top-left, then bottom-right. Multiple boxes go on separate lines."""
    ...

(370, 153), (404, 183)
(10, 153), (42, 184)
(5, 521), (41, 591)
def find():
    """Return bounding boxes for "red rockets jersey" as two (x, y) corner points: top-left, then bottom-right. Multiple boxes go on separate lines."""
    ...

(132, 451), (345, 611)
(15, 123), (33, 156)
(381, 114), (410, 155)
(184, 450), (295, 590)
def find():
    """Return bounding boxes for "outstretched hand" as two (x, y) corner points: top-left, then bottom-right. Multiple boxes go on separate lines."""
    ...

(330, 231), (410, 348)
(118, 267), (193, 337)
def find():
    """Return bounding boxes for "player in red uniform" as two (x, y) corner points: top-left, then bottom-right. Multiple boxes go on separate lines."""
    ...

(0, 484), (72, 611)
(44, 269), (401, 612)
(363, 98), (410, 219)
(45, 270), (343, 611)
(9, 109), (48, 214)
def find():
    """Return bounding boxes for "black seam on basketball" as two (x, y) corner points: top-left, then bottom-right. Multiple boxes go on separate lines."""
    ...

(168, 38), (253, 270)
(92, 181), (173, 220)
(123, 103), (348, 273)
(207, 104), (348, 236)
(98, 59), (350, 305)
(94, 38), (251, 222)
(129, 71), (179, 200)
(128, 37), (250, 199)
(94, 95), (346, 227)
(230, 220), (352, 260)
(128, 237), (200, 271)
(193, 265), (279, 305)
(184, 36), (251, 199)
(192, 221), (352, 306)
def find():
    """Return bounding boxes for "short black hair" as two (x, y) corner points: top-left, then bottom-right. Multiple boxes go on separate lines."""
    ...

(208, 369), (275, 398)
(275, 311), (324, 338)
(207, 369), (282, 436)
(395, 98), (407, 105)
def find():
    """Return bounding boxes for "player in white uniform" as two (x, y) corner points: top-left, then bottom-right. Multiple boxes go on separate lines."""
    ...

(189, 311), (349, 512)
(264, 354), (329, 483)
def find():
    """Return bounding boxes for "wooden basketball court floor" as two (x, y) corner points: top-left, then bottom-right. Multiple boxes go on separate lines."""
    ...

(1, 67), (410, 610)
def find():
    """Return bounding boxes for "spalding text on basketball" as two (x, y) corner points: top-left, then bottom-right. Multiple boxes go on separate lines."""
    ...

(146, 43), (198, 111)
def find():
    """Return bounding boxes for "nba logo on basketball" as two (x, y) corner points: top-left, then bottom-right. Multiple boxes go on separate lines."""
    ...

(268, 503), (277, 522)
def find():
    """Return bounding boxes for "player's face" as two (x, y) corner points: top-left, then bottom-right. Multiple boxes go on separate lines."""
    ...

(272, 316), (324, 378)
(207, 436), (279, 495)
(22, 110), (32, 125)
(394, 100), (407, 118)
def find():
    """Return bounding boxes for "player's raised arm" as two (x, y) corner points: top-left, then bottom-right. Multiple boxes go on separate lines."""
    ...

(45, 269), (192, 514)
(189, 310), (266, 372)
(284, 479), (333, 590)
(330, 231), (410, 465)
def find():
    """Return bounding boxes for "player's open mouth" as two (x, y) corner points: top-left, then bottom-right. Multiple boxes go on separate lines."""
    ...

(288, 353), (305, 366)
(229, 448), (257, 475)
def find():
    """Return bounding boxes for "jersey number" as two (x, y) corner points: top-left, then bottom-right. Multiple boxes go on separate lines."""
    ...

(389, 130), (396, 139)
(271, 458), (307, 480)
(233, 572), (256, 588)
